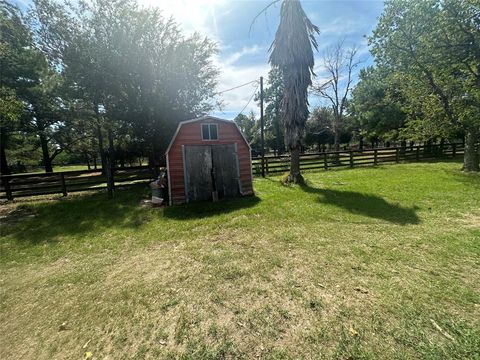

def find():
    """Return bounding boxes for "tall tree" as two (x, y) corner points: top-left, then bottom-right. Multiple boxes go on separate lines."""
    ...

(262, 68), (285, 155)
(269, 0), (319, 183)
(369, 0), (480, 171)
(29, 0), (219, 171)
(313, 41), (359, 156)
(0, 1), (45, 174)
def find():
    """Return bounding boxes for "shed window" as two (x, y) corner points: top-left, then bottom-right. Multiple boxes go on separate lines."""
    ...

(202, 124), (218, 140)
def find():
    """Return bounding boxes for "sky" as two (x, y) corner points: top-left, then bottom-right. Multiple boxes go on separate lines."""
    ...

(12, 0), (386, 119)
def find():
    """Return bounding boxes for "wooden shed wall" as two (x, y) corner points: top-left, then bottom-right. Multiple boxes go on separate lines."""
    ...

(166, 118), (253, 205)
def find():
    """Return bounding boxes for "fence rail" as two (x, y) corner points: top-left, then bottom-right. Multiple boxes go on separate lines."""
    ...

(0, 142), (468, 200)
(252, 142), (465, 175)
(0, 166), (159, 200)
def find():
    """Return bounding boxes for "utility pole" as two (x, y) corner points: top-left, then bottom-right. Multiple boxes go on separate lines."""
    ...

(260, 76), (265, 178)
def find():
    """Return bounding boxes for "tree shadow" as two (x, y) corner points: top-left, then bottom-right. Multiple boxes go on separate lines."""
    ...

(1, 188), (152, 245)
(300, 183), (420, 225)
(164, 195), (261, 220)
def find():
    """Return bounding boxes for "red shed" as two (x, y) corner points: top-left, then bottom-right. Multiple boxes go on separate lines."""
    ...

(165, 116), (253, 205)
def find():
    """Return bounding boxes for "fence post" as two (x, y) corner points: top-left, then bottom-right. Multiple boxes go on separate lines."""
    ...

(3, 177), (13, 201)
(395, 148), (399, 163)
(60, 173), (67, 196)
(265, 158), (269, 174)
(349, 150), (354, 167)
(416, 146), (420, 161)
(374, 149), (378, 166)
(452, 143), (456, 157)
(323, 153), (328, 170)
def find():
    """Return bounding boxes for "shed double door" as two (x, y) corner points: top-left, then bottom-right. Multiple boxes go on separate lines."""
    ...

(184, 144), (240, 202)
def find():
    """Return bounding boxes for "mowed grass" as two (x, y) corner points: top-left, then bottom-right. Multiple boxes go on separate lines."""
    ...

(0, 161), (479, 359)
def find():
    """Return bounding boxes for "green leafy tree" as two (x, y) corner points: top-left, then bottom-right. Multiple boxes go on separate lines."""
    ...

(305, 106), (334, 151)
(38, 0), (219, 167)
(0, 1), (45, 174)
(349, 66), (407, 148)
(269, 0), (319, 183)
(262, 68), (285, 154)
(369, 0), (480, 171)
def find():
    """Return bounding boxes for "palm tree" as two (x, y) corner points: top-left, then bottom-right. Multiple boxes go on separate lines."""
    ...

(269, 0), (319, 183)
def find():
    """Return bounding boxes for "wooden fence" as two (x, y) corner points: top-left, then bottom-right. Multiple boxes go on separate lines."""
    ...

(0, 142), (467, 200)
(252, 142), (465, 176)
(0, 166), (159, 200)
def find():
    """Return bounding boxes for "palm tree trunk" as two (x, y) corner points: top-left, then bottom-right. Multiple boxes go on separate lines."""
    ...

(288, 146), (303, 183)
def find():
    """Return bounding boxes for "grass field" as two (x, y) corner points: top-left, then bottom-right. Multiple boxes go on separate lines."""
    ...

(1, 161), (479, 359)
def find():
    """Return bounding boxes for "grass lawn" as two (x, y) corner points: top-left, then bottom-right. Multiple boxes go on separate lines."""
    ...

(1, 161), (479, 359)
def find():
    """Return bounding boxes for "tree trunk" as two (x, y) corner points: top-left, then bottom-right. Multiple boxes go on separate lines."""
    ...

(96, 124), (107, 174)
(334, 127), (340, 152)
(107, 128), (115, 168)
(286, 146), (303, 184)
(333, 123), (340, 164)
(0, 133), (10, 175)
(39, 133), (53, 173)
(463, 128), (479, 172)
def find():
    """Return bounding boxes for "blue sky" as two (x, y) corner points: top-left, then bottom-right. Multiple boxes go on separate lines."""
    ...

(12, 0), (385, 119)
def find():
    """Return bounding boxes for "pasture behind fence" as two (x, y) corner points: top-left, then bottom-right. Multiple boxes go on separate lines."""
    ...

(0, 142), (468, 200)
(252, 142), (465, 175)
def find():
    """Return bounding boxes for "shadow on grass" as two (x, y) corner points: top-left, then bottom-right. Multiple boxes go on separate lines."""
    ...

(300, 183), (420, 225)
(1, 187), (151, 244)
(164, 195), (261, 220)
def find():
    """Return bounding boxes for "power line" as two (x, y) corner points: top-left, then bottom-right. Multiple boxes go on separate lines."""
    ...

(215, 80), (258, 95)
(236, 83), (260, 117)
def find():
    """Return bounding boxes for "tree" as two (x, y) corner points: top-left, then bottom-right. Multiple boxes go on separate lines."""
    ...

(26, 0), (219, 174)
(0, 2), (43, 174)
(234, 113), (256, 144)
(369, 0), (480, 171)
(269, 0), (319, 183)
(304, 106), (335, 151)
(313, 41), (360, 157)
(262, 68), (285, 155)
(349, 66), (406, 148)
(23, 68), (67, 172)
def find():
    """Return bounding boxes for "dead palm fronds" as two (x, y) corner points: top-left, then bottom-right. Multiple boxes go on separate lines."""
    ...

(269, 0), (319, 183)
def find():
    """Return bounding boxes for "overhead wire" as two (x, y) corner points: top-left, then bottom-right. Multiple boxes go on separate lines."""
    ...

(236, 82), (260, 117)
(215, 80), (259, 95)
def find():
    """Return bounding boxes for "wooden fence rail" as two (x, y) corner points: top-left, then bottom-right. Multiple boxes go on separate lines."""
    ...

(0, 166), (159, 200)
(252, 142), (465, 176)
(0, 142), (468, 200)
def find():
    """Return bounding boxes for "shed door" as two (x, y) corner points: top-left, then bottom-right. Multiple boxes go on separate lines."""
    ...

(184, 144), (239, 203)
(184, 145), (213, 202)
(211, 144), (240, 199)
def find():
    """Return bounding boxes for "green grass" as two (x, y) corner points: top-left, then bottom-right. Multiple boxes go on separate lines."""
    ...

(1, 161), (479, 359)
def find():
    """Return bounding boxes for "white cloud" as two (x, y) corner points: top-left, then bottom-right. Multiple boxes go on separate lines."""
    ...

(214, 55), (270, 118)
(223, 45), (262, 66)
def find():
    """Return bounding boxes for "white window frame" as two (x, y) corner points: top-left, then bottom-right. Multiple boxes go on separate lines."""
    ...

(201, 123), (218, 141)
